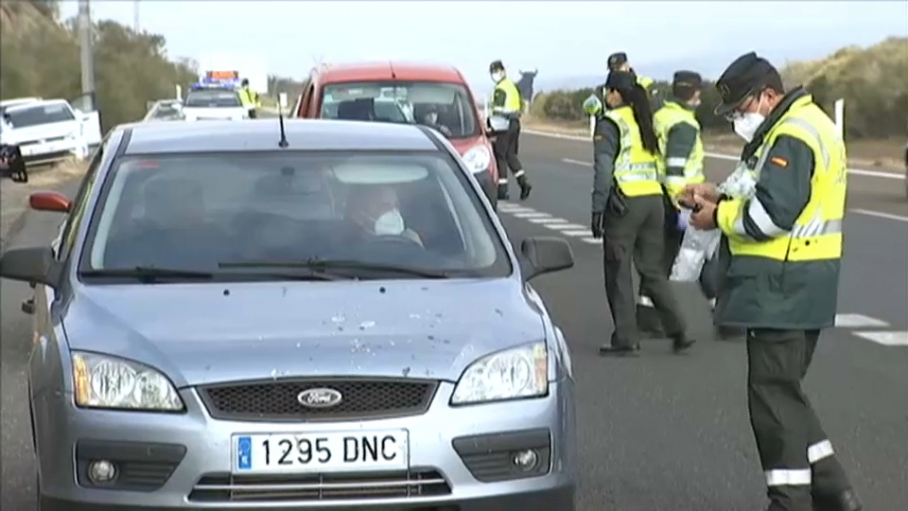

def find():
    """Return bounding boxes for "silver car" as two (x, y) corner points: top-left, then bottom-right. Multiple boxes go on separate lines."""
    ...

(2, 119), (577, 510)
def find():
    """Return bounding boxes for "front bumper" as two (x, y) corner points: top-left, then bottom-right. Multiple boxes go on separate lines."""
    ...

(17, 139), (83, 166)
(35, 381), (575, 510)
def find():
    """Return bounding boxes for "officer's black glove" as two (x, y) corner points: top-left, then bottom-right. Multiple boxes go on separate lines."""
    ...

(591, 212), (605, 239)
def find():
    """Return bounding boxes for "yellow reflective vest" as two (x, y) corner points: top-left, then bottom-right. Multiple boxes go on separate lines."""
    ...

(714, 93), (847, 328)
(238, 87), (260, 109)
(492, 78), (522, 117)
(603, 106), (663, 197)
(654, 100), (705, 200)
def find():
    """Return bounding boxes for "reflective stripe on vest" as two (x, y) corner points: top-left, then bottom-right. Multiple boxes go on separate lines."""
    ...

(654, 101), (705, 196)
(726, 98), (846, 262)
(604, 106), (663, 197)
(493, 79), (522, 117)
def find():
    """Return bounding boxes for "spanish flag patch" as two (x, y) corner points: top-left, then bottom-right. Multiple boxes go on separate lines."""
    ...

(770, 156), (789, 167)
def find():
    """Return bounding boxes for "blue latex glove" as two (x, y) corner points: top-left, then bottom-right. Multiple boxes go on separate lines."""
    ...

(677, 209), (692, 230)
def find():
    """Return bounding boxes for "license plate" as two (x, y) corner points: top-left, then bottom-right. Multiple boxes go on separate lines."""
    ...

(233, 430), (409, 474)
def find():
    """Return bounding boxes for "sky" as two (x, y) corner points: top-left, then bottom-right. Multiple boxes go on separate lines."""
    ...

(59, 0), (908, 93)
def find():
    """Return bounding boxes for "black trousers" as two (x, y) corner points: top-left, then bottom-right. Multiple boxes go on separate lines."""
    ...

(0, 144), (28, 183)
(639, 197), (719, 311)
(747, 329), (852, 510)
(493, 118), (524, 182)
(248, 109), (258, 119)
(602, 193), (685, 347)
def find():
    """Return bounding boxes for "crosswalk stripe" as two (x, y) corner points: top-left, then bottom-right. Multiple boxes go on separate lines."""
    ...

(834, 314), (890, 328)
(544, 223), (588, 231)
(561, 230), (594, 236)
(512, 212), (551, 218)
(529, 217), (569, 224)
(853, 331), (908, 346)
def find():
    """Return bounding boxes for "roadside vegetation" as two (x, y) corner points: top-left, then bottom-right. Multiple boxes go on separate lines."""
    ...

(1, 0), (197, 131)
(528, 37), (908, 144)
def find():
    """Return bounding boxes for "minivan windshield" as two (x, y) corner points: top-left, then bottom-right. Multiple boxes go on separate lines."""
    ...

(80, 151), (510, 280)
(321, 82), (479, 139)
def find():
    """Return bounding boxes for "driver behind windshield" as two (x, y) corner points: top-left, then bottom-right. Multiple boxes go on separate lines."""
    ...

(416, 104), (452, 137)
(346, 185), (423, 247)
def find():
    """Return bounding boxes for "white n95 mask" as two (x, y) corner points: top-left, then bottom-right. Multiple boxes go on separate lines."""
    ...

(733, 112), (765, 143)
(374, 209), (405, 236)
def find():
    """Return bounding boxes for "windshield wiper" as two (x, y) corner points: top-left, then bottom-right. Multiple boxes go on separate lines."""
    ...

(218, 259), (450, 279)
(80, 266), (215, 283)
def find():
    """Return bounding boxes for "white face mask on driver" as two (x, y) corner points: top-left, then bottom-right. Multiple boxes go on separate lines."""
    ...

(374, 209), (405, 236)
(490, 71), (505, 83)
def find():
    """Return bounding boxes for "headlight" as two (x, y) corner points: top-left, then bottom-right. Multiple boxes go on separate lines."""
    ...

(451, 342), (548, 405)
(462, 145), (492, 174)
(72, 352), (184, 411)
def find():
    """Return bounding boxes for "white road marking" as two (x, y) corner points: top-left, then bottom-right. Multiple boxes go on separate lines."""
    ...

(529, 217), (569, 225)
(561, 230), (595, 236)
(512, 212), (551, 219)
(544, 223), (589, 231)
(850, 209), (908, 223)
(562, 158), (592, 167)
(834, 314), (890, 328)
(581, 237), (600, 244)
(853, 331), (908, 346)
(523, 130), (905, 181)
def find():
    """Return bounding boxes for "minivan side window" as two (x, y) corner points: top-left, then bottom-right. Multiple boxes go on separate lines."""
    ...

(56, 141), (105, 261)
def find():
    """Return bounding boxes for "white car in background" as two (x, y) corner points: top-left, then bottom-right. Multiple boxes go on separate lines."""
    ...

(182, 87), (248, 121)
(0, 95), (102, 166)
(143, 99), (185, 122)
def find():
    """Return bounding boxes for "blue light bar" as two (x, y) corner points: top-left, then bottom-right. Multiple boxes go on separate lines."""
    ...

(191, 76), (242, 90)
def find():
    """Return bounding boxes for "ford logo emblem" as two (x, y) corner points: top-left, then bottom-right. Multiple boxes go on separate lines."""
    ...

(297, 388), (343, 408)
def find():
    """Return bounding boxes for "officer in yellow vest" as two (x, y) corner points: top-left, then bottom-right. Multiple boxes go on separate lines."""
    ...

(686, 52), (860, 511)
(607, 52), (659, 109)
(489, 60), (531, 200)
(590, 70), (696, 356)
(637, 71), (711, 336)
(238, 78), (261, 119)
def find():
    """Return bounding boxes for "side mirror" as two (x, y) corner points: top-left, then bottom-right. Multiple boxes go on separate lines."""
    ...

(0, 246), (61, 287)
(519, 237), (574, 281)
(30, 191), (71, 213)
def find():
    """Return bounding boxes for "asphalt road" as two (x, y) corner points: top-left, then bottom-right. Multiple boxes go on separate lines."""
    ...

(1, 131), (906, 510)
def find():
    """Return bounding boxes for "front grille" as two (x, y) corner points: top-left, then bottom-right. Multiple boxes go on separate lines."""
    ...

(188, 469), (451, 502)
(20, 135), (66, 146)
(199, 378), (438, 421)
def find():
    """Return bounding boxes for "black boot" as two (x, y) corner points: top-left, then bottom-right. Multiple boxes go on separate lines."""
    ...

(813, 489), (862, 511)
(497, 183), (509, 200)
(670, 332), (696, 353)
(636, 304), (665, 338)
(516, 175), (532, 200)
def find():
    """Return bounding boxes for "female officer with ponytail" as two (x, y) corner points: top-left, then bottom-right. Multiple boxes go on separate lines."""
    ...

(590, 71), (696, 356)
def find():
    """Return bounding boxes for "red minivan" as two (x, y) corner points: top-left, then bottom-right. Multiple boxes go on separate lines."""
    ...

(294, 62), (499, 209)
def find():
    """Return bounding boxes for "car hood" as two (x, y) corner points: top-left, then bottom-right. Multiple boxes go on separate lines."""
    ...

(63, 279), (544, 387)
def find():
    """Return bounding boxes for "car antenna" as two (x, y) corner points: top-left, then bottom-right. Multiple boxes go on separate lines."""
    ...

(277, 96), (289, 148)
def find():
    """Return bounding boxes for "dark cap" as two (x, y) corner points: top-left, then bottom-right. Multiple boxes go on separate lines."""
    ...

(714, 52), (777, 115)
(489, 60), (505, 72)
(605, 70), (636, 91)
(607, 52), (628, 70)
(672, 70), (702, 89)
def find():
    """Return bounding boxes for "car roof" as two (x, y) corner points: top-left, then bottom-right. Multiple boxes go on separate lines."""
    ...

(318, 61), (467, 84)
(119, 119), (440, 154)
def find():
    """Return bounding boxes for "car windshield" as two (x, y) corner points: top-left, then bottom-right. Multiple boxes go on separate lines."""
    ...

(80, 151), (510, 280)
(3, 103), (75, 128)
(184, 90), (242, 108)
(321, 82), (480, 139)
